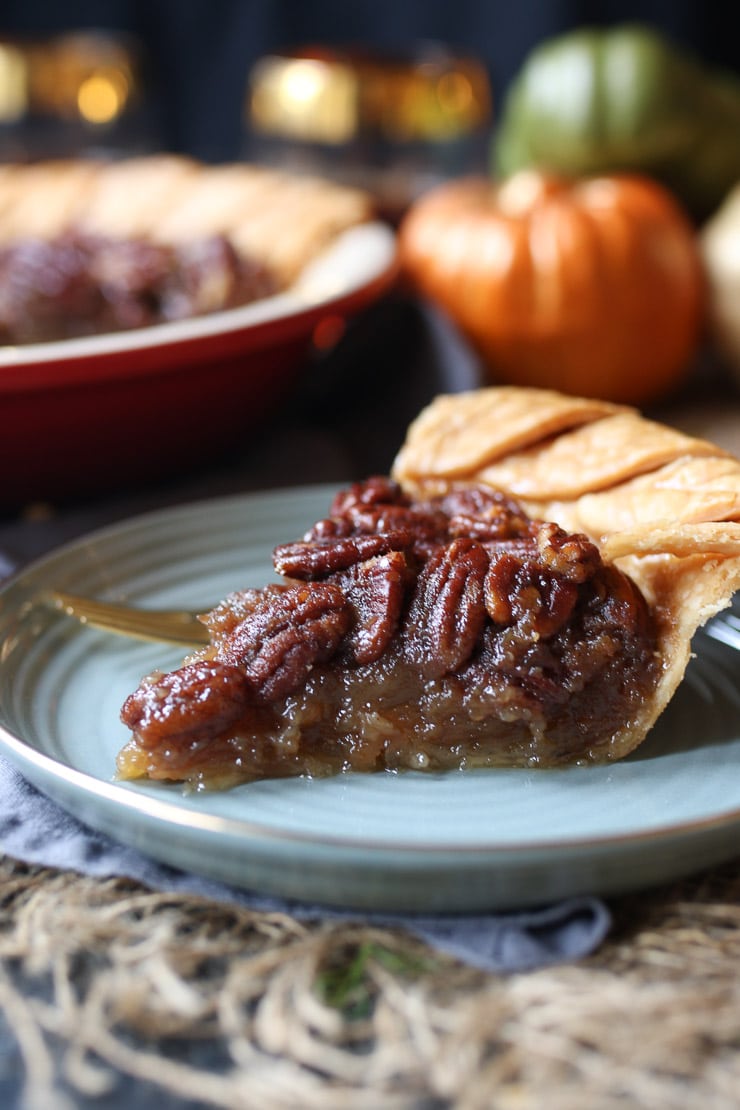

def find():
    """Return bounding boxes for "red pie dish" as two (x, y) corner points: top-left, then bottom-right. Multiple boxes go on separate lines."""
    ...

(0, 158), (396, 508)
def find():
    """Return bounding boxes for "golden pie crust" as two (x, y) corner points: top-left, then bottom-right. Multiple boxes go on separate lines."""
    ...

(393, 385), (740, 762)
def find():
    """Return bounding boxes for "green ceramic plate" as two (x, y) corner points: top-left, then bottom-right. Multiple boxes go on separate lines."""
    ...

(1, 485), (739, 912)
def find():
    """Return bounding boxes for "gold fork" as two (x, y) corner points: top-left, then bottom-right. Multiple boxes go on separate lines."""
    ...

(45, 590), (211, 646)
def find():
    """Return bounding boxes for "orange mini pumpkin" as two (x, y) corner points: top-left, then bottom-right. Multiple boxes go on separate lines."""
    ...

(399, 171), (705, 406)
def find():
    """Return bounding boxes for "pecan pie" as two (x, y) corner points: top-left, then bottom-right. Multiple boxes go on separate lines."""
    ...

(0, 156), (372, 343)
(117, 387), (740, 790)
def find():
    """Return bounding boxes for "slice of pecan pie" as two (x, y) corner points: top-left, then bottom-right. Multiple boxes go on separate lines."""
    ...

(116, 387), (740, 790)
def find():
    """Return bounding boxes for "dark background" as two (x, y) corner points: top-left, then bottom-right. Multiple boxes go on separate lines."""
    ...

(1, 1), (739, 162)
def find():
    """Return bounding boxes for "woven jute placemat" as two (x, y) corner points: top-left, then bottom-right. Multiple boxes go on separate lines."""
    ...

(2, 855), (740, 1109)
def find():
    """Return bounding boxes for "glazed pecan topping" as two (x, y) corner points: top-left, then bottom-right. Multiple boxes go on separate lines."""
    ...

(346, 504), (447, 541)
(341, 550), (410, 665)
(210, 481), (615, 690)
(583, 564), (651, 635)
(215, 582), (351, 703)
(485, 550), (579, 639)
(442, 487), (538, 542)
(404, 538), (489, 677)
(535, 522), (601, 583)
(273, 530), (413, 579)
(326, 477), (449, 552)
(304, 516), (354, 541)
(202, 585), (284, 644)
(121, 660), (250, 748)
(329, 476), (405, 517)
(483, 551), (519, 626)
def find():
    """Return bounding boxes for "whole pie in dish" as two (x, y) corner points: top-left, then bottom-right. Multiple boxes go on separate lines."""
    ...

(118, 386), (740, 790)
(0, 156), (373, 344)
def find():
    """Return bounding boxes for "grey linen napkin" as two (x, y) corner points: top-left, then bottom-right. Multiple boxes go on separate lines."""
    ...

(0, 756), (610, 973)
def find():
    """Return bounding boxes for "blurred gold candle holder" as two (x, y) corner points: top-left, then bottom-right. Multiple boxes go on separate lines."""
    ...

(0, 30), (154, 162)
(246, 44), (493, 221)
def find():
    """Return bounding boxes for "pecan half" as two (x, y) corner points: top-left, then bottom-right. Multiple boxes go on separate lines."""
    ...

(201, 585), (285, 644)
(329, 476), (405, 517)
(535, 522), (601, 583)
(442, 487), (538, 542)
(303, 516), (354, 542)
(341, 550), (410, 665)
(351, 504), (450, 550)
(120, 660), (251, 748)
(273, 530), (413, 579)
(404, 538), (489, 677)
(216, 582), (351, 702)
(485, 551), (579, 639)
